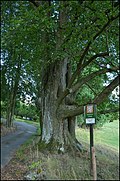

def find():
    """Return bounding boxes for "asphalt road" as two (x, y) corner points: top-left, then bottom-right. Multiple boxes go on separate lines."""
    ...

(1, 121), (37, 169)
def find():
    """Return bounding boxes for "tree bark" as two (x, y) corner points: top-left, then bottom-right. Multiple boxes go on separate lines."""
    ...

(39, 59), (82, 153)
(6, 58), (22, 127)
(6, 84), (17, 127)
(40, 60), (68, 151)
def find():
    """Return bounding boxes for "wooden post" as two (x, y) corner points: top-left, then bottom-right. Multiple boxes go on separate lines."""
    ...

(90, 124), (93, 174)
(92, 147), (97, 180)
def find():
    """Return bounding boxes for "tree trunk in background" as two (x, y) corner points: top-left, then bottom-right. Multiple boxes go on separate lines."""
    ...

(6, 59), (21, 127)
(6, 84), (18, 127)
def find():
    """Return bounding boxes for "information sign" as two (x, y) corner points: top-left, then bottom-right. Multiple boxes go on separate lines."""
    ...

(86, 118), (95, 124)
(84, 104), (97, 124)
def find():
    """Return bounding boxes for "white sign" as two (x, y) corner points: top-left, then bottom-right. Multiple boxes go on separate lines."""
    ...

(86, 118), (95, 124)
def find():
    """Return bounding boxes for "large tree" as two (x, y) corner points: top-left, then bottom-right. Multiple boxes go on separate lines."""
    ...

(1, 1), (119, 151)
(28, 0), (119, 152)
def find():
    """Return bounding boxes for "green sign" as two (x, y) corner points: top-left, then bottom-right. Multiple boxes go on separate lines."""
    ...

(84, 104), (97, 124)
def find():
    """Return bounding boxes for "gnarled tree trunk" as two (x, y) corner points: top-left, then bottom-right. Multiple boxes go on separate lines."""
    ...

(39, 58), (82, 153)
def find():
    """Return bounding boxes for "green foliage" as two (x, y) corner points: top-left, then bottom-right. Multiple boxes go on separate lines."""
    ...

(2, 1), (119, 71)
(76, 85), (95, 104)
(15, 101), (39, 121)
(96, 114), (112, 127)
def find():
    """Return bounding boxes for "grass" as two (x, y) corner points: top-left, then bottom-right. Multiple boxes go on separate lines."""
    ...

(76, 120), (119, 151)
(44, 153), (92, 180)
(94, 120), (119, 150)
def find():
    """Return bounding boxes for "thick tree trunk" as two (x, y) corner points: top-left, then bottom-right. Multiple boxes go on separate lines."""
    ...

(39, 59), (66, 150)
(38, 59), (82, 153)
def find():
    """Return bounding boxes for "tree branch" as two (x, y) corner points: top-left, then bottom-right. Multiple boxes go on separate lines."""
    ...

(93, 75), (119, 104)
(81, 52), (109, 70)
(57, 75), (119, 118)
(70, 67), (119, 94)
(93, 14), (119, 40)
(57, 104), (83, 119)
(68, 13), (119, 88)
(29, 0), (42, 7)
(85, 83), (97, 96)
(57, 66), (119, 105)
(68, 42), (91, 87)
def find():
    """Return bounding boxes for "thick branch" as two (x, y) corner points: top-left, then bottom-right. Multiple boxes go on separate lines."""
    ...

(70, 67), (118, 94)
(57, 75), (119, 118)
(93, 75), (119, 104)
(57, 66), (119, 105)
(57, 105), (84, 119)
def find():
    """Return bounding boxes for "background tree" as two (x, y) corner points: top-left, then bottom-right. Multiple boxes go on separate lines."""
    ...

(1, 1), (39, 126)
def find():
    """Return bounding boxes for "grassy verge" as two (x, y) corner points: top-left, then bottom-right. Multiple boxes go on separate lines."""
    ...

(15, 124), (40, 161)
(76, 120), (119, 151)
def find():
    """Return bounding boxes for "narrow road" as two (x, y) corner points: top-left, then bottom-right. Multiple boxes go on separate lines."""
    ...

(1, 121), (37, 169)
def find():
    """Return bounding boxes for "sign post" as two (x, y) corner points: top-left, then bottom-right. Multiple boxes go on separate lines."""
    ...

(84, 104), (97, 180)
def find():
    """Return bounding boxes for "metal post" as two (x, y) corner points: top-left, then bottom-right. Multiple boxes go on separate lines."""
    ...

(90, 124), (93, 174)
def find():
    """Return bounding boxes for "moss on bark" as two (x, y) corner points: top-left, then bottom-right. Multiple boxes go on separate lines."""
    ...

(38, 138), (65, 154)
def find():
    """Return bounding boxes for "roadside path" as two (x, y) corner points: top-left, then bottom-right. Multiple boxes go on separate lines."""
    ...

(1, 121), (37, 168)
